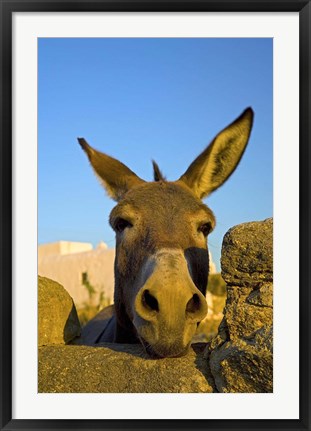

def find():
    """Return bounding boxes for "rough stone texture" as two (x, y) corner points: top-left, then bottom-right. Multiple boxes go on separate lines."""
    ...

(38, 276), (81, 346)
(221, 218), (273, 286)
(207, 218), (273, 393)
(38, 343), (214, 393)
(209, 326), (273, 393)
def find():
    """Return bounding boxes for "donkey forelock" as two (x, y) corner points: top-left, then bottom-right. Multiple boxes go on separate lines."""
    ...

(79, 107), (254, 357)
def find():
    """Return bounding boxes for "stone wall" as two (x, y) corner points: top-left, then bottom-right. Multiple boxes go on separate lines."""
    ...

(38, 218), (273, 393)
(207, 218), (273, 392)
(38, 276), (81, 346)
(39, 343), (214, 393)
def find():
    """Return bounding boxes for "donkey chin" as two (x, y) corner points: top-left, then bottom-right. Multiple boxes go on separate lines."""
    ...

(134, 317), (202, 359)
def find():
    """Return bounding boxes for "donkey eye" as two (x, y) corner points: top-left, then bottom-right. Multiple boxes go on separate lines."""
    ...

(114, 218), (132, 233)
(198, 222), (212, 237)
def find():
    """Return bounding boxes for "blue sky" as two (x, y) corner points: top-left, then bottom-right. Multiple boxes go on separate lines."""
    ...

(38, 38), (273, 272)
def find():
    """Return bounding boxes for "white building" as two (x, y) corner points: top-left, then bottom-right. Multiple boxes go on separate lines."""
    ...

(38, 240), (216, 309)
(38, 240), (93, 257)
(38, 241), (115, 308)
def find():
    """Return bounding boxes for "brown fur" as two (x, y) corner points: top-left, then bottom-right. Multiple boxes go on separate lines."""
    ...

(79, 108), (254, 357)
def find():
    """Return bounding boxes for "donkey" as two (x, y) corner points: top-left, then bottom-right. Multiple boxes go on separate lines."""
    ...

(79, 107), (254, 358)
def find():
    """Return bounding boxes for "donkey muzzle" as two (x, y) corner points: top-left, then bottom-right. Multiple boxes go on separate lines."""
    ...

(133, 249), (208, 358)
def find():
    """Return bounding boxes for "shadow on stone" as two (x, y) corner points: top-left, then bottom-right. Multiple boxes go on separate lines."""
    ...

(193, 343), (217, 392)
(64, 304), (82, 345)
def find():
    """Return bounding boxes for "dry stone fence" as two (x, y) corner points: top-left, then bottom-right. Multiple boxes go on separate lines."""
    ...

(38, 218), (273, 393)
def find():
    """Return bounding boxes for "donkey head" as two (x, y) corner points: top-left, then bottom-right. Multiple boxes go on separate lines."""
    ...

(78, 107), (253, 358)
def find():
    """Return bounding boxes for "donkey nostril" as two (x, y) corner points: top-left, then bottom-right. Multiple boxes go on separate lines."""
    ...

(142, 289), (159, 312)
(186, 293), (201, 314)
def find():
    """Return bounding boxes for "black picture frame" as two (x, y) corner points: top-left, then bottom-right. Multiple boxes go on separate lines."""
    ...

(1, 1), (310, 430)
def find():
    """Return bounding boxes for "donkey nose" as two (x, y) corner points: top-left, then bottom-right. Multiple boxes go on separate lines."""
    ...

(185, 293), (207, 319)
(135, 286), (207, 323)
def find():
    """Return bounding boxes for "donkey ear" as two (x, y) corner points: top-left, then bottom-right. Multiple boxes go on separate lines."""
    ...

(78, 138), (145, 201)
(178, 108), (254, 199)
